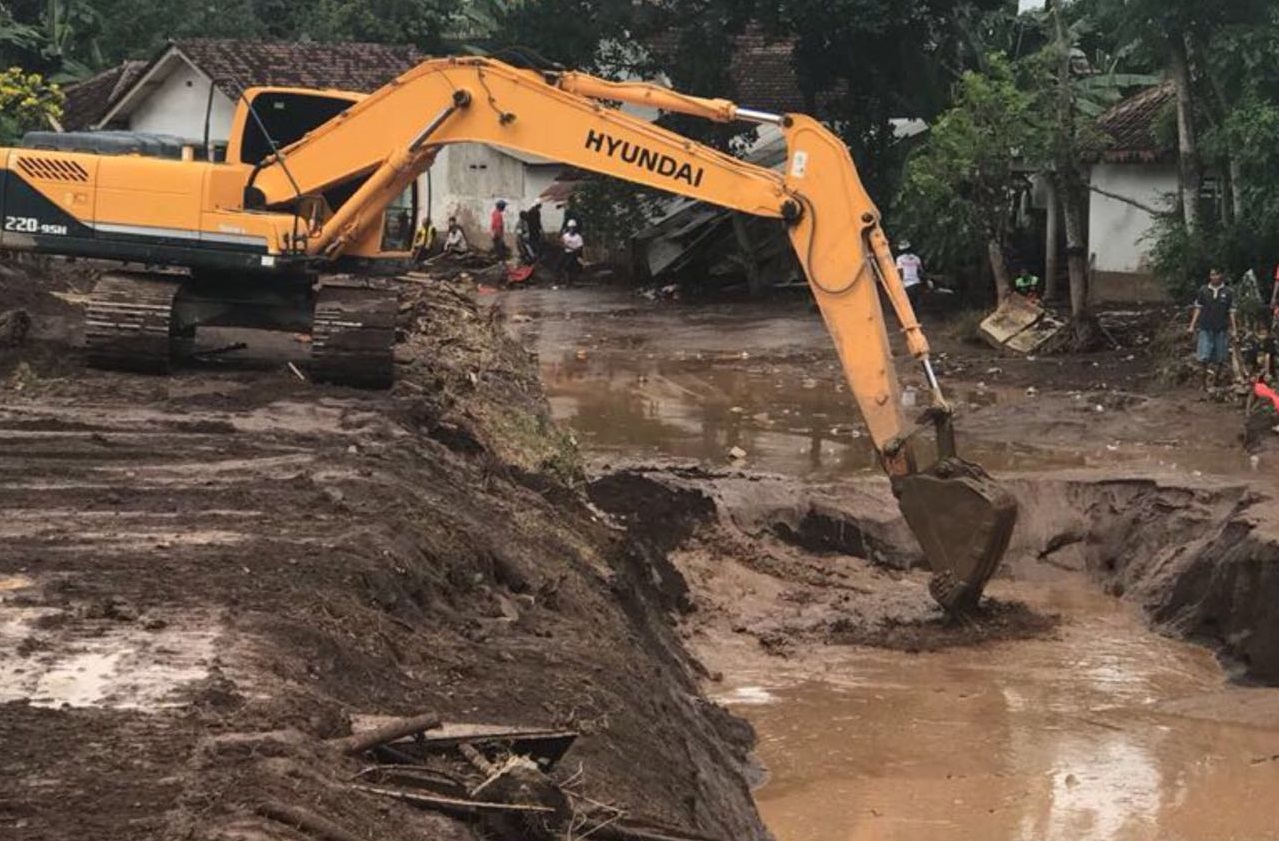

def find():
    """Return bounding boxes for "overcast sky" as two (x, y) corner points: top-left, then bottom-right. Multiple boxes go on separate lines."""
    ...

(1020, 0), (1046, 10)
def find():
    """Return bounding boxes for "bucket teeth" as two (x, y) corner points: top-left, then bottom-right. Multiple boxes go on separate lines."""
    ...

(85, 274), (181, 374)
(309, 284), (397, 389)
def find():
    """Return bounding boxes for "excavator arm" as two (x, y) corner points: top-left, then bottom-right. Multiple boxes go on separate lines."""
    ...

(251, 58), (1016, 611)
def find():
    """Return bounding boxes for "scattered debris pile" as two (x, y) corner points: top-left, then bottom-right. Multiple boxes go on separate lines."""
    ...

(979, 295), (1068, 355)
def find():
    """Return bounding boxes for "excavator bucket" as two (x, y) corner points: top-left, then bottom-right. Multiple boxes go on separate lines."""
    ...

(894, 459), (1018, 614)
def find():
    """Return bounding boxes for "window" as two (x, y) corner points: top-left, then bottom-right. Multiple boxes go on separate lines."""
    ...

(239, 91), (355, 165)
(381, 185), (417, 253)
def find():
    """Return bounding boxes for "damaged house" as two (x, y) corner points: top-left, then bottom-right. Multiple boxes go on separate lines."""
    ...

(626, 30), (924, 295)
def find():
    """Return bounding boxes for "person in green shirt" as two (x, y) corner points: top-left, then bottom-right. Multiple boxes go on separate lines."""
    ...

(1013, 266), (1041, 300)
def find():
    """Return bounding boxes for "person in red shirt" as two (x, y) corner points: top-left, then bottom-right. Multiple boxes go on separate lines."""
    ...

(490, 200), (508, 261)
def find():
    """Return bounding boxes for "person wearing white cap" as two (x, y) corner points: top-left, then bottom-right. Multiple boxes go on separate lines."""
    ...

(560, 219), (584, 284)
(895, 240), (927, 306)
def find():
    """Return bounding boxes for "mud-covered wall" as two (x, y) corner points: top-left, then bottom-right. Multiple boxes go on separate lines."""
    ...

(1009, 477), (1279, 683)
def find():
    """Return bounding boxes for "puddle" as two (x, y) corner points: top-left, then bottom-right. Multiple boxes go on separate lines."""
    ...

(0, 604), (220, 710)
(0, 574), (34, 592)
(721, 580), (1279, 841)
(714, 685), (780, 707)
(541, 354), (1092, 477)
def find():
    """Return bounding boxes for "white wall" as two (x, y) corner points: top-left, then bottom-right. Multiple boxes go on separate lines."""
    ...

(1088, 162), (1177, 274)
(521, 165), (567, 232)
(425, 145), (565, 248)
(127, 62), (236, 143)
(427, 144), (519, 245)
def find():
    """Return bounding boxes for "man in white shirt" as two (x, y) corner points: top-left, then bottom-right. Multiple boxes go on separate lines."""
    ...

(895, 241), (927, 305)
(443, 216), (468, 254)
(560, 220), (585, 283)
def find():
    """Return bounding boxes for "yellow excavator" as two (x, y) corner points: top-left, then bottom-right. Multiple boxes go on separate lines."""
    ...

(0, 56), (1016, 612)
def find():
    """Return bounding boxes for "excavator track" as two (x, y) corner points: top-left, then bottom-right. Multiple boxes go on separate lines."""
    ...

(84, 274), (181, 374)
(309, 284), (397, 389)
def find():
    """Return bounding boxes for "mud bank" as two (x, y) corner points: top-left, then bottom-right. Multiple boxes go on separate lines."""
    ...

(589, 466), (1279, 683)
(1009, 475), (1279, 682)
(0, 267), (766, 841)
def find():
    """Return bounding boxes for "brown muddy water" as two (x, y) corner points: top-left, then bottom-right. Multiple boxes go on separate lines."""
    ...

(499, 286), (1279, 839)
(714, 577), (1279, 841)
(499, 287), (1258, 478)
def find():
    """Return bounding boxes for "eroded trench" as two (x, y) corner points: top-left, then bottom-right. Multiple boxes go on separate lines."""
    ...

(584, 460), (1279, 841)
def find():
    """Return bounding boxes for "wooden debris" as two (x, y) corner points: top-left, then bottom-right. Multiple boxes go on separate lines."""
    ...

(351, 783), (557, 815)
(398, 722), (578, 769)
(330, 711), (442, 756)
(351, 764), (468, 797)
(257, 801), (365, 841)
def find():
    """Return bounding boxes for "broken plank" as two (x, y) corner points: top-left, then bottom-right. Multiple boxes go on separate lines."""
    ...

(391, 722), (578, 769)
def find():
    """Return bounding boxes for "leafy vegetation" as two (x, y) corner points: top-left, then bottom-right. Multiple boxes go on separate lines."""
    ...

(896, 54), (1042, 300)
(0, 64), (62, 143)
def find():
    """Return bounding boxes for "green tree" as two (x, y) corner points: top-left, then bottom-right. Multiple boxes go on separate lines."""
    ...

(0, 64), (62, 142)
(896, 53), (1045, 300)
(0, 3), (39, 66)
(309, 0), (450, 49)
(1, 0), (101, 78)
(767, 0), (1013, 199)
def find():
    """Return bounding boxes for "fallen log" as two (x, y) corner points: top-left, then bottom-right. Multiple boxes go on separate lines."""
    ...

(330, 712), (442, 756)
(258, 801), (365, 841)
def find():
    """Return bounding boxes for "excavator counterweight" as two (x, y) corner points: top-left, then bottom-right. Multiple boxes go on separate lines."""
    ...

(0, 56), (1017, 611)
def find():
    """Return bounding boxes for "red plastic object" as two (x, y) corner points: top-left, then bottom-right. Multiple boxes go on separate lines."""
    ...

(507, 265), (535, 284)
(1255, 381), (1279, 411)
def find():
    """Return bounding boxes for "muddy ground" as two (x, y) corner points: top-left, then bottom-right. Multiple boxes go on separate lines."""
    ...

(0, 260), (766, 841)
(4, 260), (1279, 840)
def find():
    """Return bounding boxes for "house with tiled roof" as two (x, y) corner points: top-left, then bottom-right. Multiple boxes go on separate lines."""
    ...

(59, 60), (148, 131)
(60, 39), (570, 244)
(1086, 81), (1178, 300)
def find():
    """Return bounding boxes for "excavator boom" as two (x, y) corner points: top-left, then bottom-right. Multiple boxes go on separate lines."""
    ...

(248, 57), (1019, 609)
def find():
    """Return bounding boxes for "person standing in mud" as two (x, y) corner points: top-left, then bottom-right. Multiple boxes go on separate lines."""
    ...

(1188, 268), (1238, 389)
(515, 210), (536, 264)
(490, 200), (509, 261)
(895, 241), (927, 307)
(526, 202), (545, 258)
(559, 219), (585, 284)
